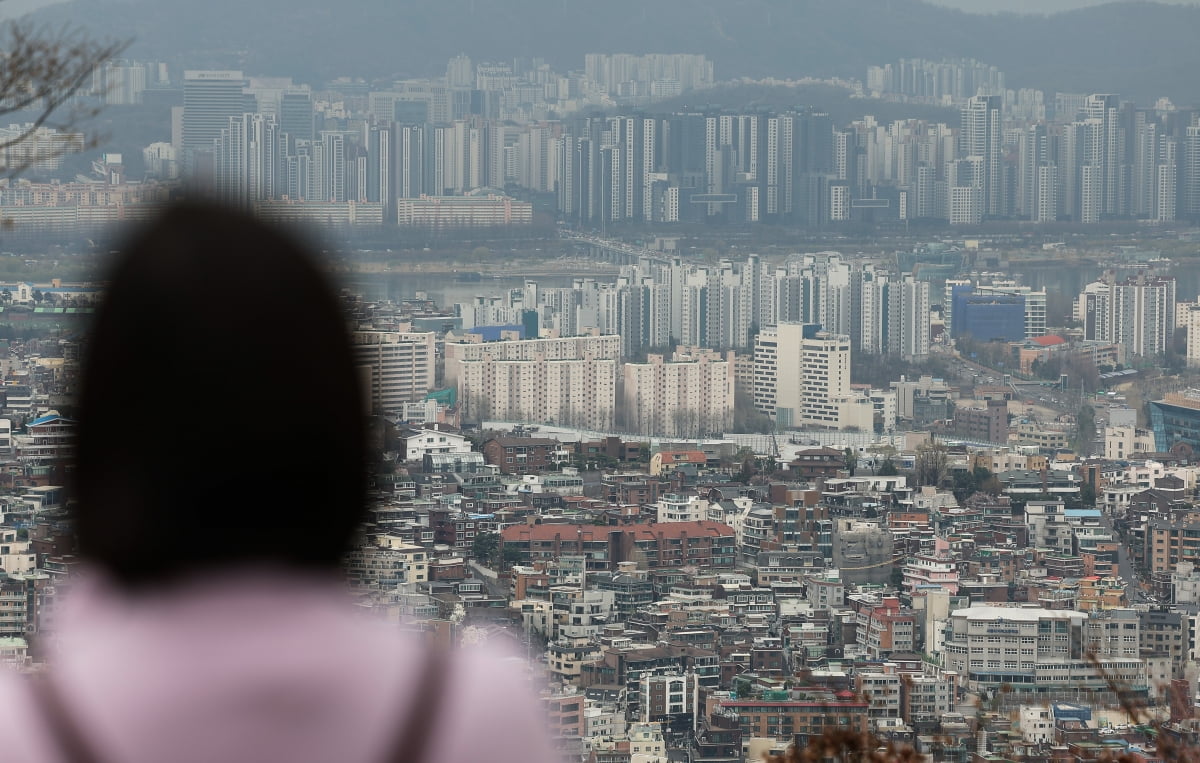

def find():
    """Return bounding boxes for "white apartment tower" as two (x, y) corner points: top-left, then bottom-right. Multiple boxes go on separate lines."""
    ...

(960, 95), (1003, 217)
(622, 350), (735, 437)
(352, 331), (437, 415)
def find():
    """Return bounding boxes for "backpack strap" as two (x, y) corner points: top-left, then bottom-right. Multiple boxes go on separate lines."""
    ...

(27, 673), (106, 763)
(386, 643), (448, 763)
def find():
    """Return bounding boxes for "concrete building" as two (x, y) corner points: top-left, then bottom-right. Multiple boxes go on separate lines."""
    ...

(1104, 424), (1156, 461)
(499, 521), (737, 571)
(1183, 302), (1200, 368)
(1146, 519), (1200, 574)
(950, 399), (1009, 444)
(352, 331), (436, 415)
(445, 334), (621, 385)
(396, 194), (533, 227)
(1024, 500), (1074, 555)
(181, 70), (247, 171)
(482, 437), (567, 474)
(753, 322), (870, 430)
(654, 494), (708, 524)
(458, 352), (617, 430)
(855, 596), (916, 660)
(622, 350), (735, 438)
(396, 426), (472, 462)
(943, 605), (1144, 694)
(833, 520), (894, 586)
(1078, 275), (1176, 358)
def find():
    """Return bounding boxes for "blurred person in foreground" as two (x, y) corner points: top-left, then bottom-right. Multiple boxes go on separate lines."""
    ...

(0, 201), (558, 763)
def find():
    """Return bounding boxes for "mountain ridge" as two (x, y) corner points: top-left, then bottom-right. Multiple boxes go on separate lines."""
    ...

(29, 0), (1200, 105)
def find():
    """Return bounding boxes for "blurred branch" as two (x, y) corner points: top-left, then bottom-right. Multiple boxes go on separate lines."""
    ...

(0, 20), (130, 178)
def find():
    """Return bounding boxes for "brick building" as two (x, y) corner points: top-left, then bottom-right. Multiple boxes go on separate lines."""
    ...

(482, 436), (565, 473)
(709, 691), (869, 741)
(500, 521), (737, 572)
(950, 399), (1009, 444)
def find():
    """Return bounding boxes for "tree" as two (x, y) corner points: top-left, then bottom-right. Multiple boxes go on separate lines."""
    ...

(877, 457), (899, 476)
(1073, 404), (1097, 456)
(471, 530), (500, 563)
(843, 447), (857, 477)
(0, 23), (127, 179)
(914, 436), (949, 488)
(1080, 481), (1097, 508)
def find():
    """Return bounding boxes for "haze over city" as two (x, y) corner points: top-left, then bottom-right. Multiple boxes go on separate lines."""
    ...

(0, 0), (1195, 761)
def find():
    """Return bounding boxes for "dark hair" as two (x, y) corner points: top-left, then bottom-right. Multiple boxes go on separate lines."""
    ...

(74, 201), (366, 587)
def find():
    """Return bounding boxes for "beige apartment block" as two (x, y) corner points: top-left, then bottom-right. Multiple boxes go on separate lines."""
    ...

(458, 353), (617, 430)
(622, 349), (735, 437)
(352, 330), (436, 414)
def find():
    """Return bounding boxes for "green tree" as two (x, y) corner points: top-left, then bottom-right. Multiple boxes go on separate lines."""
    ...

(471, 530), (500, 563)
(877, 457), (899, 476)
(1080, 481), (1097, 508)
(733, 677), (755, 699)
(843, 447), (858, 477)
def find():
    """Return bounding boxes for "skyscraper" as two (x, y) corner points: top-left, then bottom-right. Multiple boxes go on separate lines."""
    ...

(182, 70), (247, 172)
(279, 89), (314, 148)
(1185, 126), (1200, 219)
(960, 95), (1002, 217)
(1084, 94), (1121, 217)
(214, 113), (282, 205)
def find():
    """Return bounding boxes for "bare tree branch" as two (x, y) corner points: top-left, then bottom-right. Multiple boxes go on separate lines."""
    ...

(0, 20), (129, 179)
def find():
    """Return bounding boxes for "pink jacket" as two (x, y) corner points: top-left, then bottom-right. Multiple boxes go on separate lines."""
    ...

(0, 569), (558, 763)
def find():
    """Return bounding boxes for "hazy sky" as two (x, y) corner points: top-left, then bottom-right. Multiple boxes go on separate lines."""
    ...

(4, 0), (1199, 19)
(0, 0), (62, 19)
(929, 0), (1199, 12)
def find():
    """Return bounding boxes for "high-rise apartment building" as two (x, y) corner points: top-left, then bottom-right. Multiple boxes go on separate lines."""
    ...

(1185, 126), (1200, 219)
(960, 95), (1003, 217)
(886, 277), (930, 358)
(457, 353), (617, 431)
(622, 350), (735, 437)
(1084, 94), (1121, 218)
(352, 331), (436, 415)
(213, 113), (283, 205)
(1077, 275), (1175, 357)
(444, 334), (622, 386)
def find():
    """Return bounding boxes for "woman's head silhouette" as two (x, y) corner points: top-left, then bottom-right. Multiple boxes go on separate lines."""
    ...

(74, 201), (366, 587)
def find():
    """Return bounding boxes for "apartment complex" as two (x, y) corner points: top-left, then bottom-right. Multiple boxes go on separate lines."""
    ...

(622, 350), (735, 437)
(445, 333), (621, 384)
(352, 331), (436, 414)
(458, 353), (617, 430)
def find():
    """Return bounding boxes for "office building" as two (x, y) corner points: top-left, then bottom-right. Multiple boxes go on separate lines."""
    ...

(943, 605), (1143, 694)
(182, 70), (248, 171)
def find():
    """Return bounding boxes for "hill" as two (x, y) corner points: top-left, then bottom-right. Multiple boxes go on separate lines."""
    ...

(28, 0), (1200, 105)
